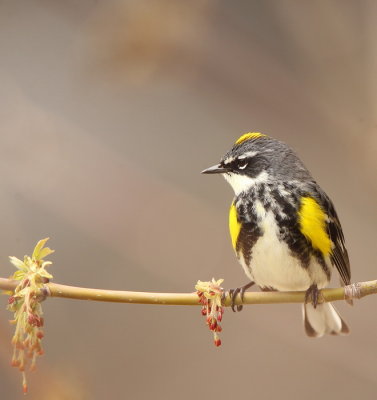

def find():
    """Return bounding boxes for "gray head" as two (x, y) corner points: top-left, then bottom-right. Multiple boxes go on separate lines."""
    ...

(201, 132), (313, 195)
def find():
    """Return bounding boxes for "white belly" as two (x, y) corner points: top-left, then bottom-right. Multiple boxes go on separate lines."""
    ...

(238, 210), (330, 291)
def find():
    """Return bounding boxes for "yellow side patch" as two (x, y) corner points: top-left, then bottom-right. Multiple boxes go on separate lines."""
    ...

(229, 201), (241, 251)
(235, 132), (266, 145)
(298, 197), (332, 256)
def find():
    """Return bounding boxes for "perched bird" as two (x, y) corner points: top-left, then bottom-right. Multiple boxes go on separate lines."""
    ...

(202, 132), (350, 337)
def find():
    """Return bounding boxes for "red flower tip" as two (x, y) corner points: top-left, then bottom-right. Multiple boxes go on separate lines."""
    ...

(209, 320), (217, 331)
(11, 359), (20, 367)
(16, 342), (25, 350)
(214, 338), (222, 347)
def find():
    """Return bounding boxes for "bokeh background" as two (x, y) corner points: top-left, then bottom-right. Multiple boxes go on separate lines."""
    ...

(0, 0), (376, 398)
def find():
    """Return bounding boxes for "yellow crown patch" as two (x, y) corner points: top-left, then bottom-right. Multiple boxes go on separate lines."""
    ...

(235, 132), (266, 145)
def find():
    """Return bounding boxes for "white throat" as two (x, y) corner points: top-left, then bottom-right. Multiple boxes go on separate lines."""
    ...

(223, 171), (268, 195)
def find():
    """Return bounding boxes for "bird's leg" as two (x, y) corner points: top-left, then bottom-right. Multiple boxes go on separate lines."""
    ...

(305, 284), (320, 308)
(227, 281), (255, 312)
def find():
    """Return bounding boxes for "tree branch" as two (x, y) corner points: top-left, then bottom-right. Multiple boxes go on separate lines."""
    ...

(3, 236), (374, 393)
(1, 277), (376, 306)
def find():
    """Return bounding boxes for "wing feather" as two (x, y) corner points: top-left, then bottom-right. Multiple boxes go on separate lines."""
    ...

(314, 186), (351, 285)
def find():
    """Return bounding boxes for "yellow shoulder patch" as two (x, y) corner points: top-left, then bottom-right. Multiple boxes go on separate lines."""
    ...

(235, 132), (266, 145)
(229, 201), (241, 251)
(298, 197), (332, 256)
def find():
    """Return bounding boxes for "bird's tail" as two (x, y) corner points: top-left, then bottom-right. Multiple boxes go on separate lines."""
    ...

(303, 302), (349, 337)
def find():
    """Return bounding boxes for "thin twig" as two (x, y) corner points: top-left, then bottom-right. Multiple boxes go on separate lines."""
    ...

(2, 277), (377, 306)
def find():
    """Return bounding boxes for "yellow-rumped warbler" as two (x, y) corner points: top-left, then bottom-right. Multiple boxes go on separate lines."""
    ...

(202, 132), (350, 337)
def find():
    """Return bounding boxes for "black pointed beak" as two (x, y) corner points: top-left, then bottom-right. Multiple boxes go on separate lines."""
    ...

(201, 163), (230, 174)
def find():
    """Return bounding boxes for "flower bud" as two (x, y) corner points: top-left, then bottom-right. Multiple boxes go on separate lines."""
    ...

(209, 320), (217, 331)
(27, 314), (36, 325)
(11, 359), (20, 367)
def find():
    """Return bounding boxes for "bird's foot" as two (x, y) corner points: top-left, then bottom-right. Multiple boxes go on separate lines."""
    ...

(305, 284), (321, 308)
(226, 281), (255, 312)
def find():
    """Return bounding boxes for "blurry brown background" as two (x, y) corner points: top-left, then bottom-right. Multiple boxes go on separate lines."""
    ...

(0, 0), (376, 399)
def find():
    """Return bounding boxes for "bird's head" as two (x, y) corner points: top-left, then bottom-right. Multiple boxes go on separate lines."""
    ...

(201, 132), (309, 195)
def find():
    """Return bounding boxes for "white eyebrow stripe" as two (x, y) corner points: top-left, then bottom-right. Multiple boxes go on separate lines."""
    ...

(223, 156), (236, 165)
(238, 151), (258, 159)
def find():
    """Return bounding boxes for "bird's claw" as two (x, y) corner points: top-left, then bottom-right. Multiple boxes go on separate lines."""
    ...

(227, 281), (255, 312)
(228, 288), (243, 312)
(305, 284), (320, 308)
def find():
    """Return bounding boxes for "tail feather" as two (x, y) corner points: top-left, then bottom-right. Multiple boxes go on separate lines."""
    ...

(303, 302), (349, 338)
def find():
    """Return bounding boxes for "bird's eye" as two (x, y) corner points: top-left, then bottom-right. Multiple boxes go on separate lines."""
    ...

(238, 161), (248, 170)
